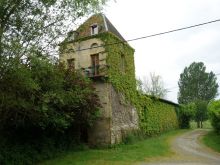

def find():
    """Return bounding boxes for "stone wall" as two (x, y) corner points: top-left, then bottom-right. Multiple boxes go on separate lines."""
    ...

(88, 82), (139, 146)
(110, 85), (139, 144)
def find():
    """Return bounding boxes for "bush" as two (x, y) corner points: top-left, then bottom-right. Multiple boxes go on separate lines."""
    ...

(208, 100), (220, 134)
(178, 103), (195, 129)
(0, 56), (100, 132)
(0, 56), (100, 164)
(0, 128), (81, 165)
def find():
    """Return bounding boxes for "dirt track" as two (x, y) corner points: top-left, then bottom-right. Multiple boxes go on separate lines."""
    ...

(140, 129), (220, 165)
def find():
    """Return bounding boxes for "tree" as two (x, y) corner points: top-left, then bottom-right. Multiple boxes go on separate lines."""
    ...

(0, 0), (108, 57)
(178, 103), (196, 129)
(0, 56), (100, 132)
(194, 100), (208, 128)
(178, 62), (218, 104)
(178, 62), (218, 128)
(138, 72), (167, 98)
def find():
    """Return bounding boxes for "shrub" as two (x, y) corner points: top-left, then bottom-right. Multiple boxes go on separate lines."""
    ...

(208, 100), (220, 134)
(178, 103), (195, 129)
(0, 56), (100, 164)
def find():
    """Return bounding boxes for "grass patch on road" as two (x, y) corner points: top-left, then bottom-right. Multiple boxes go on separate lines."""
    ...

(39, 130), (187, 165)
(203, 131), (220, 153)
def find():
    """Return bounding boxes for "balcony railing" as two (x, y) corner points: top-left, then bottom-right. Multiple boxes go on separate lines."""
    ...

(82, 64), (109, 78)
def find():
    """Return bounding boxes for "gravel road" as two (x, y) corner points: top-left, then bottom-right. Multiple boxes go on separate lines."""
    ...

(140, 129), (220, 165)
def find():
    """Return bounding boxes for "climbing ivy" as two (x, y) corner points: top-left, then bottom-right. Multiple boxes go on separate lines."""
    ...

(65, 31), (179, 136)
(98, 33), (179, 135)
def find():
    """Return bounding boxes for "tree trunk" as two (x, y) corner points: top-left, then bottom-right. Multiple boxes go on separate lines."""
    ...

(197, 121), (200, 128)
(201, 121), (203, 128)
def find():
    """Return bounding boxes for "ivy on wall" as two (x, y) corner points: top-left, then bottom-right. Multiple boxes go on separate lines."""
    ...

(98, 33), (178, 134)
(61, 22), (179, 136)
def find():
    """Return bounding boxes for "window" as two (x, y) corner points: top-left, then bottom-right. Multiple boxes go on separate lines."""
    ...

(90, 24), (98, 35)
(120, 54), (125, 73)
(67, 58), (75, 70)
(91, 54), (99, 75)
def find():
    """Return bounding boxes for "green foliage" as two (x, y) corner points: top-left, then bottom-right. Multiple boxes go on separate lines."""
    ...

(178, 103), (196, 129)
(138, 96), (179, 135)
(40, 130), (187, 165)
(178, 62), (218, 104)
(0, 56), (100, 131)
(86, 32), (179, 136)
(0, 127), (83, 165)
(0, 0), (108, 57)
(0, 55), (100, 164)
(203, 131), (220, 153)
(208, 100), (220, 134)
(194, 100), (208, 128)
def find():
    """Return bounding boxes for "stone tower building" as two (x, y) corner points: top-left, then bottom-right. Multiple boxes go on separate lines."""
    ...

(60, 13), (139, 145)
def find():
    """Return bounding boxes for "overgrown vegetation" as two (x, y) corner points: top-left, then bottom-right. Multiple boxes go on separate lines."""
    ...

(178, 103), (196, 129)
(208, 100), (220, 134)
(0, 56), (100, 165)
(203, 131), (220, 153)
(98, 32), (179, 135)
(178, 62), (218, 128)
(40, 130), (186, 165)
(0, 0), (108, 57)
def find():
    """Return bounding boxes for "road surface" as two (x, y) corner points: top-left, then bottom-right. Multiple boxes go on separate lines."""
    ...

(140, 129), (220, 165)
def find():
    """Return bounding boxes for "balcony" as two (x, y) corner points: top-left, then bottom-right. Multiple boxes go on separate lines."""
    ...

(82, 64), (109, 78)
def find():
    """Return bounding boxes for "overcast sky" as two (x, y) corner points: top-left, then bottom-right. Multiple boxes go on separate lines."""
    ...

(101, 0), (220, 103)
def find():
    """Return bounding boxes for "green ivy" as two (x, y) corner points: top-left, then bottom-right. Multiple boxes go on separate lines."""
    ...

(64, 30), (179, 136)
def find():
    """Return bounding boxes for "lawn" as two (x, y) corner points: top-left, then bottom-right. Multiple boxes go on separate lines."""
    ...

(39, 130), (187, 165)
(202, 131), (220, 153)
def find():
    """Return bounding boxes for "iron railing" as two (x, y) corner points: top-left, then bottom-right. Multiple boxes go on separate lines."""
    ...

(82, 64), (109, 78)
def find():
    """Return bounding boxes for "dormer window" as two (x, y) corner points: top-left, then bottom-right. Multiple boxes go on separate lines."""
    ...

(91, 24), (98, 35)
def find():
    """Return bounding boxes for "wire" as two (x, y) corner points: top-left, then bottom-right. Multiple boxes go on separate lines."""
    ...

(74, 18), (220, 52)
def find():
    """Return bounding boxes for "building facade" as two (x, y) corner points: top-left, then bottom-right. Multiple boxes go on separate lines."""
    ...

(60, 13), (139, 145)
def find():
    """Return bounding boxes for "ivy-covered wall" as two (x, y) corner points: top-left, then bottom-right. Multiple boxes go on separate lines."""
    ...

(61, 13), (179, 138)
(97, 33), (179, 136)
(138, 96), (179, 135)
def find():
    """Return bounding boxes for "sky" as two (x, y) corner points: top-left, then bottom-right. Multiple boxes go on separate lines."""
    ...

(100, 0), (220, 103)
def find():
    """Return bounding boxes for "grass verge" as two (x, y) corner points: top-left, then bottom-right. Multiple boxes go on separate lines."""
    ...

(39, 129), (187, 165)
(202, 131), (220, 153)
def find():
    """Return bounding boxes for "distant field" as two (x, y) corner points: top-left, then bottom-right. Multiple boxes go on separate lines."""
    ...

(39, 130), (187, 165)
(202, 131), (220, 153)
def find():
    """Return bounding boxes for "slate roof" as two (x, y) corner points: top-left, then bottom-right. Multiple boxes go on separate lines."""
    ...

(101, 14), (126, 41)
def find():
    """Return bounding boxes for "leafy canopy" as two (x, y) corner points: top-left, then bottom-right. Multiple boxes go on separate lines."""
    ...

(0, 56), (100, 132)
(0, 0), (107, 57)
(208, 100), (220, 133)
(178, 62), (218, 104)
